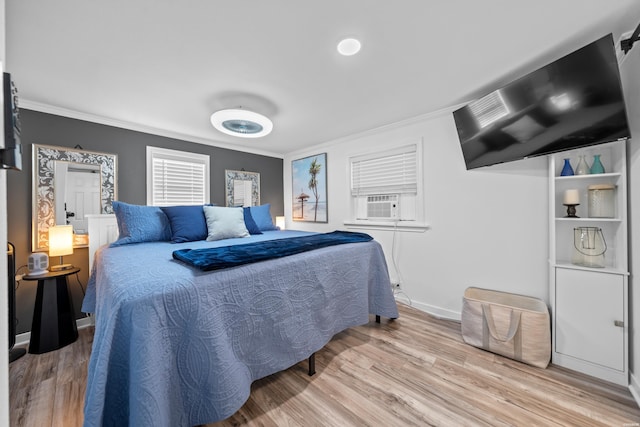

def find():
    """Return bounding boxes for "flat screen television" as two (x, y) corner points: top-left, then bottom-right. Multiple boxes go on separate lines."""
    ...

(453, 34), (630, 170)
(2, 72), (22, 171)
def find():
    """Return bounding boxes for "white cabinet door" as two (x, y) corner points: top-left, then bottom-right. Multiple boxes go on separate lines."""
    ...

(555, 268), (624, 371)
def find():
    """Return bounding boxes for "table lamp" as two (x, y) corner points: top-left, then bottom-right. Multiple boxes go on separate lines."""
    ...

(49, 225), (74, 271)
(275, 216), (285, 230)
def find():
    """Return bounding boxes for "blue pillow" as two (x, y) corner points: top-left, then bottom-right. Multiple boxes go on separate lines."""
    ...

(161, 205), (208, 243)
(110, 201), (172, 246)
(243, 207), (263, 235)
(249, 204), (278, 231)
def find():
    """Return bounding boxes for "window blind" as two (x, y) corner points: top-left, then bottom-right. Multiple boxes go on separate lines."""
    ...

(147, 147), (210, 206)
(468, 90), (509, 128)
(351, 144), (417, 196)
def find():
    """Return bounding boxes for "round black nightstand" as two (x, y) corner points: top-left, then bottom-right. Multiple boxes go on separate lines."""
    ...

(23, 267), (81, 354)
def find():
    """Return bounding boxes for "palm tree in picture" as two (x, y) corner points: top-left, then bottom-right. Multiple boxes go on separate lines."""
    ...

(308, 158), (321, 222)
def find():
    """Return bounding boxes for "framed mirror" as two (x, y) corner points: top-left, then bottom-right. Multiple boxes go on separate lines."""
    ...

(225, 169), (260, 207)
(32, 144), (118, 251)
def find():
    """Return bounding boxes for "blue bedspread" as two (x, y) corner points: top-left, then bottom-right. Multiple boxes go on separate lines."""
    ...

(81, 230), (398, 427)
(173, 230), (373, 271)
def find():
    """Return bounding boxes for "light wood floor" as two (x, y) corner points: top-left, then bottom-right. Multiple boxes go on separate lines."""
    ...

(9, 303), (640, 426)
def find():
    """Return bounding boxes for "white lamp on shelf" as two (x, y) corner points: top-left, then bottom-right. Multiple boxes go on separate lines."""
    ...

(49, 225), (74, 271)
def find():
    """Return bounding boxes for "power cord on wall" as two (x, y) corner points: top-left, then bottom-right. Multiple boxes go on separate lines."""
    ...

(391, 220), (412, 306)
(12, 264), (29, 329)
(73, 271), (94, 320)
(14, 264), (28, 289)
(74, 271), (86, 296)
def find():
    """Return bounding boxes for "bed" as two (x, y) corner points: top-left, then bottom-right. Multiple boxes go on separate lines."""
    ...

(81, 206), (399, 427)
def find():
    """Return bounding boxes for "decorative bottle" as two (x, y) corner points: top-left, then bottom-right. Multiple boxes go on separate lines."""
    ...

(575, 155), (589, 175)
(560, 158), (574, 176)
(590, 154), (605, 174)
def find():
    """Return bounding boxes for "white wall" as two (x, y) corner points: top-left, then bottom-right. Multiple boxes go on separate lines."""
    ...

(284, 112), (548, 319)
(284, 28), (640, 400)
(621, 42), (640, 400)
(1, 0), (9, 425)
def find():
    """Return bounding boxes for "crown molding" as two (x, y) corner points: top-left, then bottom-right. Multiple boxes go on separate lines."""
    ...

(19, 99), (285, 159)
(20, 99), (467, 160)
(285, 102), (464, 158)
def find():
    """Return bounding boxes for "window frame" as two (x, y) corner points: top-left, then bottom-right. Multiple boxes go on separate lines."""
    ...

(344, 139), (428, 232)
(146, 146), (210, 206)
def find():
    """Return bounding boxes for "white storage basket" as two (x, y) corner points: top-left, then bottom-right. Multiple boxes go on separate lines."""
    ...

(461, 287), (551, 368)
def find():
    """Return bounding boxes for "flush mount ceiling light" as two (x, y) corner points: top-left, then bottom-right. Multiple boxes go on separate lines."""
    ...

(337, 38), (361, 56)
(210, 108), (273, 138)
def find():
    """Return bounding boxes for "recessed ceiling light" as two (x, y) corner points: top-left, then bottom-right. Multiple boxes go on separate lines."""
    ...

(337, 38), (361, 56)
(210, 108), (273, 138)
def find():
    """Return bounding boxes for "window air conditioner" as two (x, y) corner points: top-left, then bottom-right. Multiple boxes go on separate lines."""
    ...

(366, 194), (399, 219)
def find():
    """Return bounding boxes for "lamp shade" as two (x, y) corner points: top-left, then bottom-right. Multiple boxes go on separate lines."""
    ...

(49, 225), (74, 257)
(275, 216), (285, 230)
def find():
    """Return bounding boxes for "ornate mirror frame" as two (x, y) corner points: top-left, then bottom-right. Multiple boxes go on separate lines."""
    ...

(32, 144), (118, 251)
(225, 169), (260, 207)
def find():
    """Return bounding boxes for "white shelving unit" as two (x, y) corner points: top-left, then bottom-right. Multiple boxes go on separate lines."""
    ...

(548, 140), (629, 386)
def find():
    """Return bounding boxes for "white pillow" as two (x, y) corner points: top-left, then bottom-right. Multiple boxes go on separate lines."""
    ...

(203, 206), (250, 241)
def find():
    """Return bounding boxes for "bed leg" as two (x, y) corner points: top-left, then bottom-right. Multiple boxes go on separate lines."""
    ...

(308, 353), (316, 376)
(376, 315), (380, 323)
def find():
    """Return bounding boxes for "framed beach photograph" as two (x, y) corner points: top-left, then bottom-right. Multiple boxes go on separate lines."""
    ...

(292, 153), (327, 222)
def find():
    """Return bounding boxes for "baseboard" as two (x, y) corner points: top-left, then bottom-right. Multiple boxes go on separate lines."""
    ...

(630, 371), (640, 407)
(14, 315), (95, 348)
(403, 298), (461, 321)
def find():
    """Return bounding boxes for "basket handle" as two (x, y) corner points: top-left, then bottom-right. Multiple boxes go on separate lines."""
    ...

(482, 304), (521, 343)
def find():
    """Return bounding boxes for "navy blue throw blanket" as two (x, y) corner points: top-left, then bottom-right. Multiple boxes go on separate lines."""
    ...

(173, 231), (373, 271)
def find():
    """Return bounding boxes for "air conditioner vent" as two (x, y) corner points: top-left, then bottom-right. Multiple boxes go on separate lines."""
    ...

(366, 194), (399, 219)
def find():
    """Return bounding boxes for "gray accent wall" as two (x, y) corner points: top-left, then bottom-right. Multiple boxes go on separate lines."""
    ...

(8, 109), (284, 333)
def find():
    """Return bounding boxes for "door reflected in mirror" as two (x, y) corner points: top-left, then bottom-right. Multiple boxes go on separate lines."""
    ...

(54, 161), (101, 234)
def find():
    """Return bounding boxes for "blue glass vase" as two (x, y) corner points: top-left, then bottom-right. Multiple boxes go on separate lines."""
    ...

(590, 154), (605, 174)
(560, 158), (574, 176)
